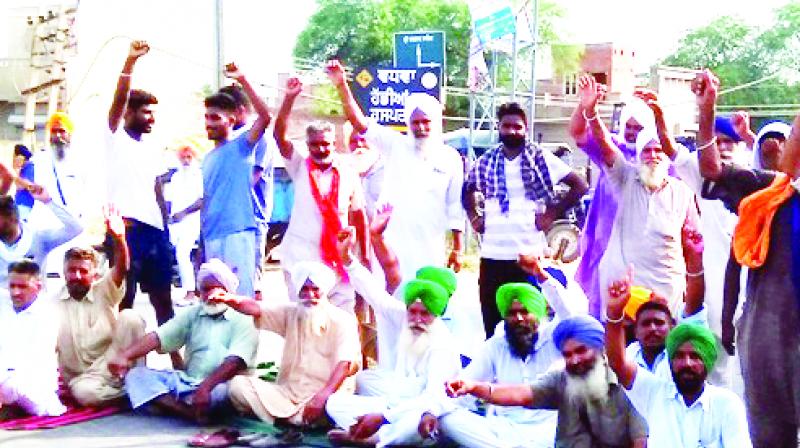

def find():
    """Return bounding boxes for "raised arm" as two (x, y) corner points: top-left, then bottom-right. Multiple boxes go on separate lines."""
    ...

(695, 70), (723, 181)
(568, 91), (591, 147)
(224, 63), (271, 147)
(445, 379), (533, 407)
(682, 216), (705, 317)
(104, 205), (130, 288)
(109, 40), (149, 132)
(604, 267), (638, 389)
(207, 289), (263, 318)
(339, 226), (405, 313)
(273, 77), (302, 160)
(635, 88), (678, 160)
(579, 75), (619, 168)
(367, 206), (403, 294)
(731, 111), (756, 150)
(779, 107), (800, 178)
(326, 60), (368, 134)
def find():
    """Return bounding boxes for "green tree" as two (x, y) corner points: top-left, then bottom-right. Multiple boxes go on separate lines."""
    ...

(662, 6), (800, 110)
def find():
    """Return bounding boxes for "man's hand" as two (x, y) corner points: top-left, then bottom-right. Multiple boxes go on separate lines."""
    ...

(223, 62), (244, 82)
(168, 211), (185, 224)
(325, 60), (347, 87)
(633, 88), (663, 117)
(190, 385), (211, 423)
(207, 288), (239, 306)
(444, 379), (476, 398)
(691, 69), (720, 109)
(337, 227), (356, 265)
(607, 265), (634, 321)
(518, 253), (548, 282)
(577, 74), (607, 112)
(128, 40), (150, 59)
(681, 223), (704, 258)
(108, 353), (132, 379)
(447, 250), (462, 273)
(418, 412), (439, 440)
(285, 77), (303, 99)
(302, 392), (327, 425)
(29, 184), (51, 203)
(721, 320), (736, 355)
(104, 204), (126, 239)
(349, 413), (385, 439)
(535, 207), (558, 232)
(369, 204), (393, 237)
(732, 110), (755, 144)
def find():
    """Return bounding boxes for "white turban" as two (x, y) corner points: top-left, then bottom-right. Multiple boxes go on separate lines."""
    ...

(617, 97), (655, 142)
(290, 261), (336, 298)
(197, 258), (239, 293)
(403, 93), (443, 135)
(635, 128), (661, 156)
(753, 121), (792, 169)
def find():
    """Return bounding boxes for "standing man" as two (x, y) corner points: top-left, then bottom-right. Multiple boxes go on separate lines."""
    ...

(273, 77), (368, 310)
(464, 101), (588, 336)
(197, 64), (272, 298)
(106, 40), (174, 325)
(696, 69), (800, 447)
(579, 76), (699, 313)
(327, 60), (465, 280)
(56, 207), (146, 407)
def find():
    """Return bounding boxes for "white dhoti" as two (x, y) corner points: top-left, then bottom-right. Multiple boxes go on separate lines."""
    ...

(325, 392), (433, 448)
(440, 408), (556, 448)
(0, 371), (66, 417)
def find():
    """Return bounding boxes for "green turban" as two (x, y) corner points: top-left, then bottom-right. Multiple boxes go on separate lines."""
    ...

(403, 279), (449, 317)
(415, 266), (457, 297)
(496, 283), (547, 320)
(666, 323), (718, 373)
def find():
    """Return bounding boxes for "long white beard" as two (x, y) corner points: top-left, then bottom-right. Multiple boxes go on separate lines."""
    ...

(395, 319), (447, 377)
(565, 355), (611, 407)
(638, 161), (668, 189)
(299, 302), (330, 337)
(202, 302), (228, 316)
(413, 136), (433, 154)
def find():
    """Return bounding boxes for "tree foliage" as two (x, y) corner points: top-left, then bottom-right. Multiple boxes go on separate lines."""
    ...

(662, 5), (800, 109)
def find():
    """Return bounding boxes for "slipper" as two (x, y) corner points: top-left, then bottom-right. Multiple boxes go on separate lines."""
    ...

(188, 429), (240, 447)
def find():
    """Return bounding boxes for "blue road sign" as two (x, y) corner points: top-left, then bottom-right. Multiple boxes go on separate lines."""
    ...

(393, 31), (445, 73)
(473, 6), (516, 44)
(351, 66), (441, 127)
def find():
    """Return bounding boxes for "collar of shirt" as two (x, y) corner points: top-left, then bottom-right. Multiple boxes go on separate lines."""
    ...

(632, 343), (667, 372)
(668, 380), (712, 411)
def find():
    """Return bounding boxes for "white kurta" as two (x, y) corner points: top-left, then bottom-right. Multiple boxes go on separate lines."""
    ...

(0, 296), (65, 416)
(364, 122), (464, 281)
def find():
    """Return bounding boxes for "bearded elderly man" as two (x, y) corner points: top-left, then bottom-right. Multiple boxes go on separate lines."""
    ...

(439, 275), (579, 448)
(606, 272), (751, 448)
(325, 265), (462, 447)
(579, 76), (699, 313)
(108, 259), (258, 423)
(327, 60), (465, 280)
(446, 315), (648, 448)
(214, 261), (361, 432)
(56, 207), (146, 407)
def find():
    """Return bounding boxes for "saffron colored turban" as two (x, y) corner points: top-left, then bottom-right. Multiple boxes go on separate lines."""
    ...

(47, 111), (74, 134)
(553, 315), (606, 351)
(496, 283), (547, 320)
(623, 286), (654, 320)
(403, 279), (449, 317)
(666, 323), (718, 373)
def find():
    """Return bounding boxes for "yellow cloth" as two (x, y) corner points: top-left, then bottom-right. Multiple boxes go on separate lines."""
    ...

(229, 303), (361, 422)
(623, 286), (654, 320)
(733, 173), (794, 268)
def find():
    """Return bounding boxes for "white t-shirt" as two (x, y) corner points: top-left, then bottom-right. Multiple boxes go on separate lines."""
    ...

(481, 150), (572, 260)
(105, 128), (170, 230)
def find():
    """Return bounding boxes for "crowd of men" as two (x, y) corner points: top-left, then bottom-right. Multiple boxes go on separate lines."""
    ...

(1, 38), (797, 448)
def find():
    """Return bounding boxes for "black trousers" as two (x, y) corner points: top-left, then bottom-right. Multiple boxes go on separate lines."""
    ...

(479, 258), (531, 338)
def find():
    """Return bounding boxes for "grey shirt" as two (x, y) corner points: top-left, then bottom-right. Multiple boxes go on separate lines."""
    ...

(530, 368), (648, 448)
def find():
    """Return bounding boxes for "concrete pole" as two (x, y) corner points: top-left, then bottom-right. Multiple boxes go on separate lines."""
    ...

(528, 0), (538, 138)
(214, 0), (224, 90)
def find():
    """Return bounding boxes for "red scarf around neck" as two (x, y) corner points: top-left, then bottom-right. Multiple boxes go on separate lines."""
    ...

(306, 158), (347, 280)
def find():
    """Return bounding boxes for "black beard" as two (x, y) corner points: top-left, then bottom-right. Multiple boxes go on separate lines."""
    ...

(672, 368), (705, 395)
(66, 282), (91, 300)
(505, 321), (538, 358)
(499, 134), (526, 149)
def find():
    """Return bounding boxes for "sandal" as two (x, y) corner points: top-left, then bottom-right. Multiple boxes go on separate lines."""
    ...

(188, 428), (241, 447)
